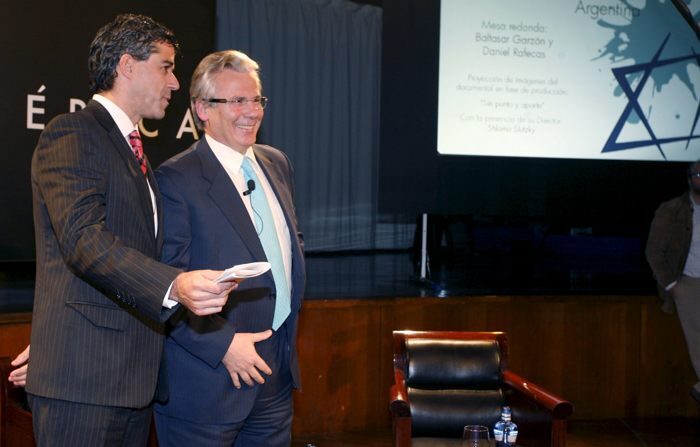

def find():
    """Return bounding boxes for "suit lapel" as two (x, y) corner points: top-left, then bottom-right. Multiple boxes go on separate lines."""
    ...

(255, 148), (296, 241)
(254, 146), (305, 309)
(87, 101), (157, 245)
(195, 140), (267, 263)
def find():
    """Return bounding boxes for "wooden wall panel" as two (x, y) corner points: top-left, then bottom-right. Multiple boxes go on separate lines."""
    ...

(293, 300), (385, 434)
(0, 313), (31, 360)
(557, 298), (641, 418)
(638, 301), (698, 417)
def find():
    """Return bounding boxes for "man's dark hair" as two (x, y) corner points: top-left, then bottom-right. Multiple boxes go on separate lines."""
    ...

(88, 14), (179, 94)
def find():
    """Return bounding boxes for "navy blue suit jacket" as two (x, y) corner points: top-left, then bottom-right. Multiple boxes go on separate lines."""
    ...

(154, 138), (305, 424)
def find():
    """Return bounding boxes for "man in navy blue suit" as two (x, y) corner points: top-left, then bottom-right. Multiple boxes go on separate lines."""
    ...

(153, 50), (305, 446)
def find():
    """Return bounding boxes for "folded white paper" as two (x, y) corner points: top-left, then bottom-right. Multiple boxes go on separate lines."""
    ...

(215, 261), (271, 283)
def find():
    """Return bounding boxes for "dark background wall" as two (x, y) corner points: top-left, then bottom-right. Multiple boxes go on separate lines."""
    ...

(0, 0), (215, 262)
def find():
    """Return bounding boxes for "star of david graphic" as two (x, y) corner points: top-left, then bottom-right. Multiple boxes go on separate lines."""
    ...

(602, 33), (700, 159)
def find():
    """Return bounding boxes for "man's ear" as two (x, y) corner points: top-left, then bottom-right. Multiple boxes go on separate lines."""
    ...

(116, 53), (137, 81)
(195, 100), (209, 124)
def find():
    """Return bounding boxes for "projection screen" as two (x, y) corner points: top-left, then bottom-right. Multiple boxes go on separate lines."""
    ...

(437, 0), (700, 161)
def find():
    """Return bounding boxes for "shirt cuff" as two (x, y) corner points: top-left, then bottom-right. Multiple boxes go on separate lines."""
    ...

(162, 282), (178, 308)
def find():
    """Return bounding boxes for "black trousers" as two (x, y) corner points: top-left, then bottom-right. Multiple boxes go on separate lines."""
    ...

(27, 393), (152, 447)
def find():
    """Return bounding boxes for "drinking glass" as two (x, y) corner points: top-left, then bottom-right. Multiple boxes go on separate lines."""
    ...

(462, 425), (491, 447)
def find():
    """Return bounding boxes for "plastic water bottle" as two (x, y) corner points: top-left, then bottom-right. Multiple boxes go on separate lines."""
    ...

(493, 406), (508, 443)
(493, 406), (519, 445)
(504, 414), (519, 445)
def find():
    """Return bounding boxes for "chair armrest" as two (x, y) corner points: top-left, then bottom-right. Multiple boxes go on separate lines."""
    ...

(389, 370), (410, 417)
(390, 369), (412, 447)
(503, 369), (573, 419)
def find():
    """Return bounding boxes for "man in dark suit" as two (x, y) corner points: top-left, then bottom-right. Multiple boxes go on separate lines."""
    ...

(153, 50), (305, 446)
(23, 15), (236, 446)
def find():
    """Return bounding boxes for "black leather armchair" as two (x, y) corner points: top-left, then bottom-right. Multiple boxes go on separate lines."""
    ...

(389, 331), (573, 447)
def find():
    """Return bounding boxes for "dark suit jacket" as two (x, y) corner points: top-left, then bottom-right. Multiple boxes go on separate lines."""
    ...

(27, 100), (181, 408)
(154, 138), (305, 424)
(646, 191), (694, 313)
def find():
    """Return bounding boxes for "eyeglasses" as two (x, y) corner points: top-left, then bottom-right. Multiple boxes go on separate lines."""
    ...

(205, 96), (268, 109)
(689, 172), (700, 179)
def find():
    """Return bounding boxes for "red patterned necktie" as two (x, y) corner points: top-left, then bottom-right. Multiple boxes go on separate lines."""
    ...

(128, 130), (148, 176)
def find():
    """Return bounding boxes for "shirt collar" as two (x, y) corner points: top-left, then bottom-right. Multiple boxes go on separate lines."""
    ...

(92, 94), (138, 138)
(205, 133), (257, 173)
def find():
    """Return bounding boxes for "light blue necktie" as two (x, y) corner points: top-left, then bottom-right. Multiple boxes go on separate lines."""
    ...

(241, 156), (291, 330)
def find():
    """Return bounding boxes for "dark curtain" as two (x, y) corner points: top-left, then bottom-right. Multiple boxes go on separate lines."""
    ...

(216, 0), (413, 252)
